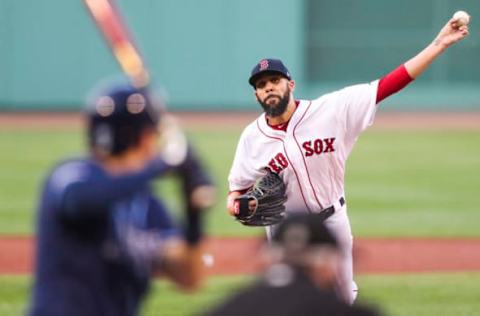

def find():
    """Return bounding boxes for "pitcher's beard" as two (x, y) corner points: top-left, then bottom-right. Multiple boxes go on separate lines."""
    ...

(259, 89), (290, 117)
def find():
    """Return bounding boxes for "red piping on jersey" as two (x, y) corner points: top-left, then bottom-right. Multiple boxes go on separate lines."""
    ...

(376, 64), (413, 104)
(292, 101), (325, 210)
(255, 119), (313, 213)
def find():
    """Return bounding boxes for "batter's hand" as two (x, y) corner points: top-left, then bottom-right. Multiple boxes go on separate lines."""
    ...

(434, 18), (469, 48)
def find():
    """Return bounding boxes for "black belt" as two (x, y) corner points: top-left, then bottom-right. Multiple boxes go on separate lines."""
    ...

(318, 197), (345, 222)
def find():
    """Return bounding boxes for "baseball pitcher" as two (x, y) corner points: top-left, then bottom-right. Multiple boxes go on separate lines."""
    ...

(227, 16), (469, 303)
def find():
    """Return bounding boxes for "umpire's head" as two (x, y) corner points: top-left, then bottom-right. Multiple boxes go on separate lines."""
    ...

(267, 214), (341, 290)
(273, 214), (338, 252)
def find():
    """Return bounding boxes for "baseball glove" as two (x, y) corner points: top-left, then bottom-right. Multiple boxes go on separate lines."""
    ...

(234, 169), (287, 226)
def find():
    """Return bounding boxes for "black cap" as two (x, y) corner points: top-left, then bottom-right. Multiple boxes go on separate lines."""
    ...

(272, 214), (338, 250)
(248, 58), (292, 87)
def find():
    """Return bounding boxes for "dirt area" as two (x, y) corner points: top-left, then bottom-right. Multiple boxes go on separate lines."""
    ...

(1, 112), (480, 131)
(1, 236), (480, 276)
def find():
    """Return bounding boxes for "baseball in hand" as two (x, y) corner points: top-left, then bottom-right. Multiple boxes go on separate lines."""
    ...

(453, 10), (470, 27)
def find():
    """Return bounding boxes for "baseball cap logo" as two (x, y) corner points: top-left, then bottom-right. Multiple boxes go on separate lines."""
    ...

(259, 59), (269, 71)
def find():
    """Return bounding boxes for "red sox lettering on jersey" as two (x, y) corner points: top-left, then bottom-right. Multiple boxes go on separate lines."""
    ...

(268, 137), (336, 173)
(267, 153), (288, 174)
(302, 137), (336, 157)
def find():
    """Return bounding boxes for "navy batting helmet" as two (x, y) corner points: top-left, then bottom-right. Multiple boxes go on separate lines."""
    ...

(86, 81), (163, 156)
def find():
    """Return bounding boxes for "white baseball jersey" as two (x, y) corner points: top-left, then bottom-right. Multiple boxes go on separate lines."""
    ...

(228, 80), (379, 303)
(229, 80), (379, 209)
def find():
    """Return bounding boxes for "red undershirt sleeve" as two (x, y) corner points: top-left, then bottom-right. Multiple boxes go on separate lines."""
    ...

(376, 64), (414, 104)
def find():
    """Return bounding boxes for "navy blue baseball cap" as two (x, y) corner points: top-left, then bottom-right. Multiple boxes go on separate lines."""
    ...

(249, 58), (292, 87)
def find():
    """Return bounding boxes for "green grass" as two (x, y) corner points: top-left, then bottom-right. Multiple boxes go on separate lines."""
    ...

(3, 273), (480, 316)
(347, 131), (480, 237)
(357, 273), (480, 316)
(1, 128), (479, 237)
(0, 276), (31, 316)
(0, 131), (84, 234)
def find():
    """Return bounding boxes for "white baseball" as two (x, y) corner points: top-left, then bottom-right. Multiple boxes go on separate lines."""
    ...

(453, 10), (470, 26)
(202, 253), (215, 267)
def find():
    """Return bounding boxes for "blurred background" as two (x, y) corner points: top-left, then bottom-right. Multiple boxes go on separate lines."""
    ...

(1, 0), (479, 111)
(1, 1), (480, 315)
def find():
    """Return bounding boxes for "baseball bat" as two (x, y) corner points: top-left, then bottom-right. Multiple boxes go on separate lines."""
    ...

(84, 0), (217, 251)
(83, 0), (149, 88)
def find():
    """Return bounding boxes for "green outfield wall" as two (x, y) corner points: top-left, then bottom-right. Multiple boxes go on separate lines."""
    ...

(0, 0), (479, 111)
